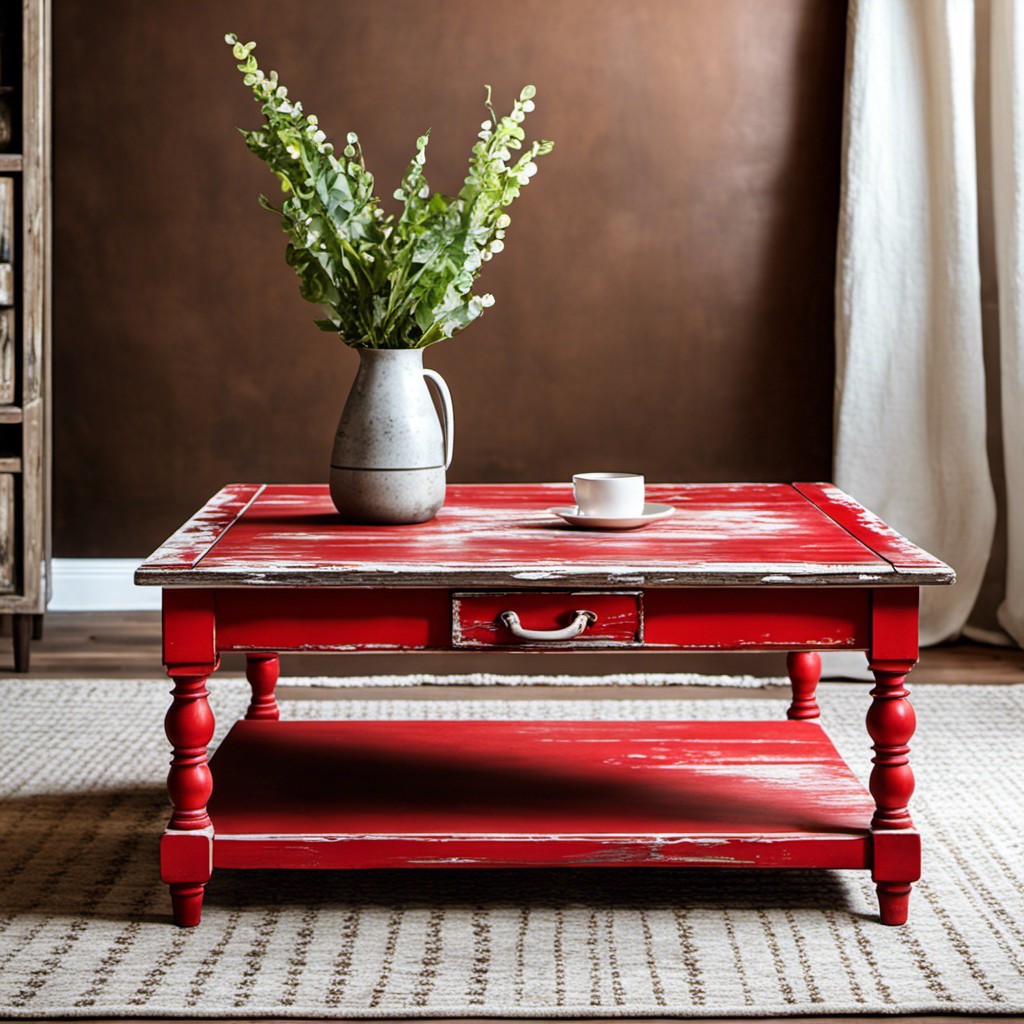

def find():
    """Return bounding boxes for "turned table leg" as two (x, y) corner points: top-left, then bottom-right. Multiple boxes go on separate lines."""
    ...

(245, 653), (280, 720)
(867, 658), (919, 925)
(786, 651), (821, 719)
(12, 614), (32, 673)
(162, 672), (215, 926)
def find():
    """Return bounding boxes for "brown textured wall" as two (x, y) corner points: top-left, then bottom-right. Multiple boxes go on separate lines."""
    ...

(52, 0), (846, 556)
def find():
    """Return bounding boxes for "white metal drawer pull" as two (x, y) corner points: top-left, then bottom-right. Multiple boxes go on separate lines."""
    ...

(499, 609), (598, 641)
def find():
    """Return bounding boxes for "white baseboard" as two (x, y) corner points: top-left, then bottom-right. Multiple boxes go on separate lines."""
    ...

(51, 558), (161, 612)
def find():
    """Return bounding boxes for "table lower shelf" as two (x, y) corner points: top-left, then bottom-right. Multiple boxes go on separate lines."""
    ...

(206, 718), (876, 871)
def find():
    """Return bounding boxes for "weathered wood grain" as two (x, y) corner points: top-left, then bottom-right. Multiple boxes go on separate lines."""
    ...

(21, 0), (50, 407)
(0, 176), (13, 263)
(0, 175), (12, 301)
(0, 307), (13, 404)
(136, 483), (955, 588)
(17, 397), (44, 606)
(0, 0), (52, 632)
(0, 472), (15, 591)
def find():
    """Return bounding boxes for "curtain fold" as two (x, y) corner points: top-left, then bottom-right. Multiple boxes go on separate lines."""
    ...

(835, 0), (996, 645)
(991, 0), (1024, 646)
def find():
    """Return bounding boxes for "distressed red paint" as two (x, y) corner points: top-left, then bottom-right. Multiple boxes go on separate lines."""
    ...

(136, 483), (956, 588)
(136, 483), (953, 928)
(209, 719), (875, 870)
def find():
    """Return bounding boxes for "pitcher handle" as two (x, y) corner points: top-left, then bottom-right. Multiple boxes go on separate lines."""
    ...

(423, 368), (454, 470)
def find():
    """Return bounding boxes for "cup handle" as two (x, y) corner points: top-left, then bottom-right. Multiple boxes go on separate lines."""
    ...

(423, 368), (454, 470)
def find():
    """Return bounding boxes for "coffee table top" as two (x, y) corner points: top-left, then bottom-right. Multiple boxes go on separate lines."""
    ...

(135, 483), (954, 589)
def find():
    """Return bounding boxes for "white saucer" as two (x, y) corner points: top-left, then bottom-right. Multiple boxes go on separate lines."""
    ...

(548, 503), (675, 530)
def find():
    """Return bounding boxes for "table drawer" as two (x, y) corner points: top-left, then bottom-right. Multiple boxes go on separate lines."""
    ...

(453, 591), (643, 648)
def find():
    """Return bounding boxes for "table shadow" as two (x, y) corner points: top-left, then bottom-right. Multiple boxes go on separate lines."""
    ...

(0, 787), (866, 925)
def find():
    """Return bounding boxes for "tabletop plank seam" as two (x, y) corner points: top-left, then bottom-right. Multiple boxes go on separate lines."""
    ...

(134, 483), (266, 578)
(188, 484), (267, 570)
(791, 482), (953, 582)
(789, 482), (900, 572)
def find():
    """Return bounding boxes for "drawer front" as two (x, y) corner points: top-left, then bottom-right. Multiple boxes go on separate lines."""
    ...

(453, 591), (643, 648)
(0, 472), (15, 592)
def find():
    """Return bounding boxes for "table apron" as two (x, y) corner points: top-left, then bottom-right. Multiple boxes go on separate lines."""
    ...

(162, 586), (892, 657)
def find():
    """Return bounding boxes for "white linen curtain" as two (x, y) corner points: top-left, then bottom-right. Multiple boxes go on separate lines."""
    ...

(834, 0), (1023, 646)
(990, 0), (1024, 647)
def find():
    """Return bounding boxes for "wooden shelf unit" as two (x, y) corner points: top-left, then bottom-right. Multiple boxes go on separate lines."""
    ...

(0, 0), (51, 671)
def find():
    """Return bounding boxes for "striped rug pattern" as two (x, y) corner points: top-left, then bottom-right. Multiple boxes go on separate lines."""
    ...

(0, 679), (1021, 1016)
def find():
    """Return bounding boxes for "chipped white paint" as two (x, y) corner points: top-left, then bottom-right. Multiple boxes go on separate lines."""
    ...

(794, 482), (955, 576)
(139, 559), (904, 588)
(136, 484), (264, 573)
(136, 483), (955, 588)
(452, 590), (644, 648)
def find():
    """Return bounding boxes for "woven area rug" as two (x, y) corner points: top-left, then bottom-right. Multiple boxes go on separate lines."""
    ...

(0, 678), (1021, 1017)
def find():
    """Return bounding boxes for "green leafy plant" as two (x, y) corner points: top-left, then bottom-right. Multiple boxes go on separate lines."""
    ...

(226, 34), (553, 349)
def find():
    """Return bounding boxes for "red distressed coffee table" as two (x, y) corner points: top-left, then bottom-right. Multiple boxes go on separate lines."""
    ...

(135, 483), (953, 928)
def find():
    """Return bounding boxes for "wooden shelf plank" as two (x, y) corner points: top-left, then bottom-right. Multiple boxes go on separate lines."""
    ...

(208, 718), (875, 871)
(0, 155), (23, 172)
(0, 406), (23, 423)
(0, 456), (22, 473)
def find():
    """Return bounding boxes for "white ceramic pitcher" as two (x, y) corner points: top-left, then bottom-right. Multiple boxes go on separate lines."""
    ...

(329, 348), (454, 524)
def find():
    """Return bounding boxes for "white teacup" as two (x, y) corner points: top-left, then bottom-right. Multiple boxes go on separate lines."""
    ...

(572, 472), (645, 518)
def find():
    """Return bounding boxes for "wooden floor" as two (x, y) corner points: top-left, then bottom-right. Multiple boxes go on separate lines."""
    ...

(3, 613), (1019, 1024)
